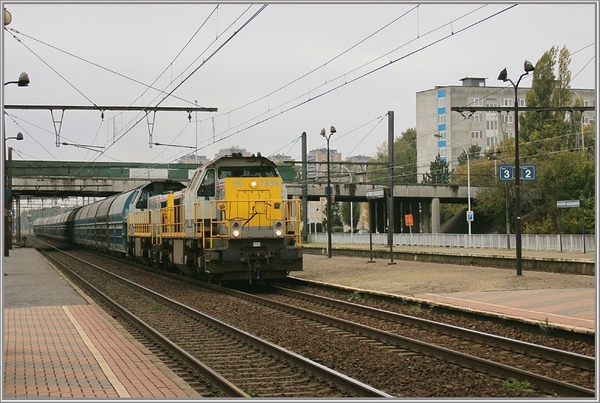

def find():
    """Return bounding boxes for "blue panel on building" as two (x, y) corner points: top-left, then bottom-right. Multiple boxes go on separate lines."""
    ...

(437, 107), (446, 114)
(437, 89), (446, 98)
(440, 156), (447, 162)
(437, 124), (446, 131)
(437, 139), (446, 148)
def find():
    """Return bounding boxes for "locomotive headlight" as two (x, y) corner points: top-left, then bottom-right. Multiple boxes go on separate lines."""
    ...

(231, 221), (242, 238)
(273, 220), (284, 238)
(250, 181), (258, 189)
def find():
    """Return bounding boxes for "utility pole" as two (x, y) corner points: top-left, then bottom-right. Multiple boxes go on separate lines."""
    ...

(387, 111), (396, 265)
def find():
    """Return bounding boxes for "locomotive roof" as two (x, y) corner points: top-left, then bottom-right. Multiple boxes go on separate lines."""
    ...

(207, 153), (276, 168)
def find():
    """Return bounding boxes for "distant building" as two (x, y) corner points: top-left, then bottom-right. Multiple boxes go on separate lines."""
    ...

(344, 155), (371, 183)
(306, 147), (342, 180)
(175, 153), (210, 165)
(214, 147), (251, 158)
(416, 77), (595, 181)
(269, 153), (292, 163)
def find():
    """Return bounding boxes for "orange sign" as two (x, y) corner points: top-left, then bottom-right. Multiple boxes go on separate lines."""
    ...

(405, 214), (414, 227)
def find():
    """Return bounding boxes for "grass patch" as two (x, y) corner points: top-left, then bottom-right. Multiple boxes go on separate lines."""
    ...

(348, 290), (362, 302)
(502, 378), (530, 390)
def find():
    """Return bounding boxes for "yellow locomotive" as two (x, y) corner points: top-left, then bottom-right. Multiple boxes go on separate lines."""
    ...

(127, 152), (302, 284)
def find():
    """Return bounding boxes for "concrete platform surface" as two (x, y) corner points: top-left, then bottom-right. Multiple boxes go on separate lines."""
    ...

(2, 247), (200, 399)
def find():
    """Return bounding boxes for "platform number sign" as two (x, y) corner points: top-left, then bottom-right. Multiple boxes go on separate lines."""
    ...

(520, 165), (536, 181)
(499, 164), (536, 181)
(499, 165), (514, 181)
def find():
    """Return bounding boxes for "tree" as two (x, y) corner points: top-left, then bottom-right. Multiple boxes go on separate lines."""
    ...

(322, 201), (343, 232)
(422, 154), (450, 184)
(476, 45), (595, 234)
(368, 128), (418, 184)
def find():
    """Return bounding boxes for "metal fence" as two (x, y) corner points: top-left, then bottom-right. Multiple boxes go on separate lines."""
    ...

(307, 232), (596, 253)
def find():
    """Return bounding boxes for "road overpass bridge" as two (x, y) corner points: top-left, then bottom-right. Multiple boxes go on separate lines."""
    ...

(9, 160), (483, 233)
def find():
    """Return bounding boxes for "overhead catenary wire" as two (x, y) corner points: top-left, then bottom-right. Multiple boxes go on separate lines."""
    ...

(191, 4), (518, 153)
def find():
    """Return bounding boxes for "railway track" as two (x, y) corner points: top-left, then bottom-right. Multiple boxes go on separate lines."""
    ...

(33, 239), (390, 398)
(264, 286), (595, 391)
(31, 239), (595, 397)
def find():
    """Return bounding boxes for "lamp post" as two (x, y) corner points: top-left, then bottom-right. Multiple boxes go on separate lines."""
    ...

(3, 133), (24, 256)
(320, 126), (336, 258)
(434, 133), (471, 245)
(4, 68), (29, 257)
(498, 60), (535, 276)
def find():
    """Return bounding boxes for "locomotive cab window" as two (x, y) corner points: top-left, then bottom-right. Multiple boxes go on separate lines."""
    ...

(218, 166), (277, 178)
(135, 191), (148, 209)
(198, 169), (216, 198)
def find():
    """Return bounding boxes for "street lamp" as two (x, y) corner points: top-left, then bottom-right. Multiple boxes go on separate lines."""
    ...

(4, 69), (30, 257)
(320, 126), (336, 258)
(4, 7), (12, 26)
(3, 72), (30, 87)
(498, 59), (535, 276)
(4, 133), (24, 256)
(434, 133), (471, 244)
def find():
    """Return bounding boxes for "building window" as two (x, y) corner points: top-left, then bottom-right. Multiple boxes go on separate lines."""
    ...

(439, 147), (446, 157)
(486, 137), (498, 147)
(502, 114), (514, 123)
(486, 120), (498, 130)
(470, 98), (483, 106)
(470, 131), (482, 139)
(519, 98), (526, 107)
(438, 114), (446, 125)
(505, 131), (514, 139)
(584, 100), (590, 107)
(502, 98), (513, 107)
(471, 113), (482, 123)
(437, 131), (446, 139)
(438, 97), (446, 108)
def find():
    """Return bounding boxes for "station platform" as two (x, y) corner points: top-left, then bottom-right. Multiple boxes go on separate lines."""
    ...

(2, 245), (596, 399)
(2, 246), (200, 399)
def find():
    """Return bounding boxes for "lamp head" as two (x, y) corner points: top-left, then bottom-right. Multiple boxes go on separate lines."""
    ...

(433, 133), (442, 138)
(497, 68), (508, 82)
(524, 60), (535, 73)
(330, 125), (336, 134)
(17, 72), (29, 87)
(320, 128), (326, 137)
(4, 8), (12, 26)
(16, 132), (24, 141)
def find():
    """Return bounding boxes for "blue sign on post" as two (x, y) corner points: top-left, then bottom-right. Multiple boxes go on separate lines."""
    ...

(466, 210), (474, 222)
(499, 165), (514, 181)
(520, 165), (536, 181)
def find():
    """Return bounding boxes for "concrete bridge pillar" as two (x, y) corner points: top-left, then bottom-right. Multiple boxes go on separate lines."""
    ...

(431, 197), (441, 233)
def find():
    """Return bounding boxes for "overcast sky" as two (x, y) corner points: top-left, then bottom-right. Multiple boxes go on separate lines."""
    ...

(2, 1), (597, 167)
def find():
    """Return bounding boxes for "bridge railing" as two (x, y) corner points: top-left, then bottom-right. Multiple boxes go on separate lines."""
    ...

(307, 232), (596, 253)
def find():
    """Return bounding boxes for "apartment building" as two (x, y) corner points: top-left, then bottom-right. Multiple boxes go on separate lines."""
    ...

(416, 77), (595, 180)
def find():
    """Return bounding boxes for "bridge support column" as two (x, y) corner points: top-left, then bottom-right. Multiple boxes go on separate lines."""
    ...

(393, 200), (402, 233)
(422, 200), (431, 233)
(431, 197), (441, 233)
